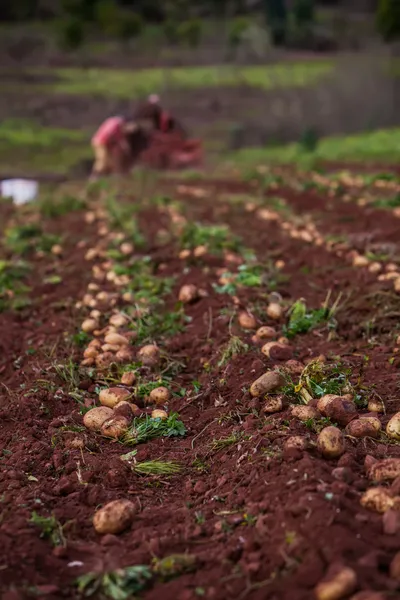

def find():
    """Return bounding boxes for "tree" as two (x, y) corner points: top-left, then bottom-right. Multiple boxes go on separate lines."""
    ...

(262, 0), (288, 46)
(376, 0), (400, 41)
(57, 16), (85, 51)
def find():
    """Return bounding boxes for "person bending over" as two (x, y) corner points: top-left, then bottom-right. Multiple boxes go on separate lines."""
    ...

(134, 94), (187, 138)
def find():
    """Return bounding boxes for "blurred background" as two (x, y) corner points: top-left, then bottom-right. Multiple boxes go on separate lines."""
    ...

(0, 0), (399, 177)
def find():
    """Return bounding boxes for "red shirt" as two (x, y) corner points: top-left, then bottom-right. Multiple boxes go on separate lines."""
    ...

(92, 117), (124, 146)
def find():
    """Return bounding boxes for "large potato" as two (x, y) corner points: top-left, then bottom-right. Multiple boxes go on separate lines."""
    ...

(101, 416), (129, 439)
(249, 371), (284, 397)
(104, 332), (129, 346)
(255, 326), (277, 340)
(238, 311), (257, 330)
(315, 566), (357, 600)
(360, 487), (395, 513)
(93, 499), (136, 534)
(263, 395), (283, 413)
(290, 405), (319, 421)
(386, 412), (400, 440)
(179, 284), (198, 304)
(138, 344), (160, 367)
(325, 398), (358, 426)
(99, 387), (131, 408)
(317, 394), (352, 416)
(317, 426), (345, 459)
(83, 406), (113, 431)
(368, 458), (400, 483)
(149, 386), (171, 405)
(345, 417), (381, 438)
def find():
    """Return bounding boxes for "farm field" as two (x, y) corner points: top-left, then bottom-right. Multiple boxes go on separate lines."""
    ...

(1, 156), (400, 600)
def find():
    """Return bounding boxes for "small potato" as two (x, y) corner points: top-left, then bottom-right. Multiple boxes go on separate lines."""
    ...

(250, 371), (284, 397)
(83, 406), (113, 431)
(266, 302), (282, 320)
(81, 318), (98, 333)
(386, 412), (400, 440)
(193, 245), (207, 257)
(121, 371), (136, 386)
(262, 342), (292, 361)
(149, 386), (171, 406)
(84, 347), (98, 359)
(179, 284), (198, 304)
(345, 417), (381, 438)
(238, 311), (257, 330)
(284, 360), (304, 375)
(315, 566), (357, 600)
(284, 436), (309, 452)
(101, 416), (129, 438)
(88, 339), (102, 349)
(138, 344), (160, 367)
(291, 405), (319, 421)
(317, 426), (345, 459)
(120, 242), (134, 255)
(116, 347), (135, 363)
(255, 326), (277, 340)
(109, 313), (129, 328)
(368, 458), (400, 483)
(99, 387), (131, 408)
(104, 333), (129, 346)
(352, 254), (369, 267)
(325, 398), (358, 427)
(152, 409), (168, 420)
(96, 352), (115, 369)
(263, 395), (283, 413)
(367, 398), (385, 413)
(317, 394), (352, 416)
(360, 487), (395, 513)
(93, 499), (136, 534)
(81, 357), (95, 367)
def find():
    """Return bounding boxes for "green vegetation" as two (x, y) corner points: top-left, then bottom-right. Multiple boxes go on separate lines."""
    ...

(371, 193), (400, 210)
(213, 262), (272, 296)
(218, 335), (249, 366)
(29, 512), (65, 547)
(179, 222), (246, 256)
(133, 460), (181, 475)
(4, 223), (61, 256)
(284, 359), (353, 404)
(0, 259), (31, 312)
(121, 413), (186, 445)
(135, 309), (189, 344)
(76, 566), (153, 599)
(284, 297), (339, 338)
(152, 554), (197, 580)
(39, 194), (87, 218)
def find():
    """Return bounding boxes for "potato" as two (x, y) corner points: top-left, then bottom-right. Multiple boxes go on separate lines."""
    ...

(250, 371), (284, 397)
(120, 242), (134, 255)
(317, 426), (345, 459)
(179, 284), (198, 304)
(101, 416), (129, 438)
(193, 245), (207, 257)
(262, 342), (292, 361)
(255, 326), (277, 340)
(390, 551), (400, 582)
(284, 359), (304, 375)
(109, 313), (129, 328)
(116, 347), (135, 363)
(152, 409), (168, 420)
(93, 499), (136, 534)
(90, 309), (102, 320)
(104, 332), (129, 346)
(325, 398), (358, 426)
(368, 458), (400, 483)
(84, 347), (98, 359)
(266, 302), (282, 320)
(360, 487), (395, 513)
(386, 412), (400, 440)
(317, 394), (351, 416)
(367, 398), (385, 413)
(315, 566), (357, 600)
(81, 358), (95, 367)
(83, 406), (113, 431)
(291, 405), (319, 421)
(284, 436), (309, 452)
(345, 417), (381, 438)
(179, 249), (191, 260)
(81, 318), (98, 333)
(238, 311), (257, 330)
(149, 386), (171, 405)
(99, 387), (131, 408)
(263, 395), (283, 413)
(138, 344), (160, 367)
(121, 371), (136, 386)
(88, 339), (102, 349)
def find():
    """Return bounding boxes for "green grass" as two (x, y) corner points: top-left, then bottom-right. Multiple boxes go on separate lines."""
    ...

(31, 62), (333, 98)
(225, 128), (400, 169)
(121, 412), (186, 446)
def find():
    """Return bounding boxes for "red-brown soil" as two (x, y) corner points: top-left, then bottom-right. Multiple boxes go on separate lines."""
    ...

(1, 173), (400, 600)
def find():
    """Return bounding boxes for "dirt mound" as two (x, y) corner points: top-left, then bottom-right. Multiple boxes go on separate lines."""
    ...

(139, 131), (203, 170)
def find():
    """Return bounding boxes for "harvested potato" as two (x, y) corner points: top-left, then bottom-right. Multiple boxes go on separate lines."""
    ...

(93, 499), (136, 534)
(317, 426), (345, 459)
(315, 566), (357, 600)
(266, 302), (282, 320)
(81, 318), (98, 333)
(367, 397), (385, 413)
(121, 371), (136, 386)
(109, 313), (129, 328)
(99, 387), (131, 408)
(317, 394), (352, 416)
(238, 311), (257, 330)
(283, 436), (309, 452)
(116, 347), (135, 363)
(368, 458), (400, 483)
(101, 416), (129, 438)
(149, 386), (171, 405)
(81, 358), (95, 367)
(120, 242), (134, 255)
(386, 412), (400, 440)
(113, 400), (134, 420)
(345, 417), (381, 438)
(255, 326), (277, 340)
(104, 332), (129, 346)
(90, 309), (102, 320)
(152, 409), (168, 420)
(83, 406), (113, 431)
(360, 487), (395, 513)
(179, 284), (198, 304)
(263, 395), (283, 413)
(138, 344), (160, 367)
(291, 405), (319, 421)
(84, 347), (98, 359)
(250, 371), (284, 397)
(325, 398), (358, 426)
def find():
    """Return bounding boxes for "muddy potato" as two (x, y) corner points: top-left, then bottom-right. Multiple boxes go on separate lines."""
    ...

(116, 347), (135, 363)
(149, 386), (171, 406)
(84, 347), (98, 359)
(368, 458), (400, 483)
(317, 394), (351, 416)
(238, 311), (257, 330)
(250, 371), (284, 397)
(345, 417), (381, 438)
(104, 332), (129, 346)
(317, 426), (346, 459)
(263, 395), (283, 413)
(121, 371), (136, 386)
(266, 302), (282, 320)
(367, 397), (385, 413)
(81, 357), (95, 367)
(101, 415), (129, 438)
(90, 309), (102, 320)
(97, 352), (115, 369)
(109, 313), (129, 328)
(179, 284), (198, 304)
(138, 344), (160, 367)
(315, 566), (357, 600)
(99, 387), (131, 408)
(291, 405), (319, 421)
(386, 412), (400, 440)
(83, 406), (113, 431)
(360, 487), (395, 513)
(284, 436), (309, 452)
(256, 326), (277, 340)
(284, 359), (304, 375)
(93, 499), (136, 535)
(152, 409), (168, 420)
(81, 318), (98, 333)
(325, 398), (358, 426)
